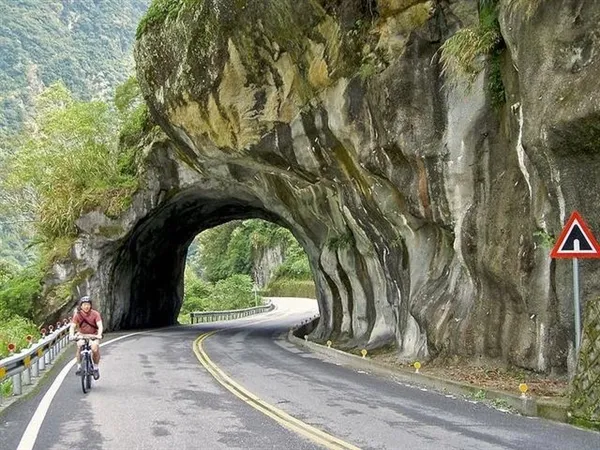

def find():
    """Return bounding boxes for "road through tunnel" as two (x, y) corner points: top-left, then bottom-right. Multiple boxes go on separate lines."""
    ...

(105, 188), (292, 330)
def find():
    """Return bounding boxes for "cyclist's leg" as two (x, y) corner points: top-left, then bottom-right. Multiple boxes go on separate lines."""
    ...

(76, 339), (84, 362)
(75, 339), (85, 374)
(91, 340), (100, 364)
(91, 339), (101, 379)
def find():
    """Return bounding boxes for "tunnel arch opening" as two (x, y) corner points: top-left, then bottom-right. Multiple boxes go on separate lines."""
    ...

(105, 188), (317, 330)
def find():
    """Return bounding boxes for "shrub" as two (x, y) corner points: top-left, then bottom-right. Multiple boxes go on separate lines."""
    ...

(180, 296), (210, 315)
(0, 315), (40, 358)
(1, 379), (12, 397)
(208, 274), (256, 310)
(2, 82), (139, 246)
(439, 0), (504, 95)
(185, 276), (213, 302)
(265, 278), (316, 299)
(0, 267), (42, 321)
(137, 0), (192, 39)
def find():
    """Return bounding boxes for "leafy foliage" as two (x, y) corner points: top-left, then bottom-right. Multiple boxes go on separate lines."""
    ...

(0, 315), (39, 358)
(327, 232), (356, 251)
(137, 0), (195, 39)
(0, 265), (42, 360)
(195, 219), (300, 283)
(0, 224), (35, 268)
(180, 268), (214, 314)
(487, 49), (506, 108)
(439, 3), (502, 85)
(439, 0), (505, 104)
(264, 279), (316, 299)
(534, 230), (555, 249)
(183, 219), (314, 314)
(1, 82), (140, 248)
(272, 240), (312, 280)
(178, 271), (258, 322)
(196, 221), (241, 282)
(208, 274), (256, 310)
(0, 266), (42, 322)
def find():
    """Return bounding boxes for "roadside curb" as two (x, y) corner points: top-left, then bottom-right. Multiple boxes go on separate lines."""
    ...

(287, 331), (569, 423)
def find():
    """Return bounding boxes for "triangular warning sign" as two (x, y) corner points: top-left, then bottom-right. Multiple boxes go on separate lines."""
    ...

(551, 211), (600, 259)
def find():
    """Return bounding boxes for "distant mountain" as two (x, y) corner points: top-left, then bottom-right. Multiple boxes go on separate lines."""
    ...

(0, 0), (149, 133)
(0, 0), (149, 267)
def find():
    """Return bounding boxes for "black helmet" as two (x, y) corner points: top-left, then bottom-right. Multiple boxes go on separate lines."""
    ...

(79, 296), (92, 306)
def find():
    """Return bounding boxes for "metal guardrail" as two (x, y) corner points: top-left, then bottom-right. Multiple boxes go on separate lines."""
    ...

(0, 301), (275, 402)
(0, 323), (71, 404)
(189, 301), (274, 324)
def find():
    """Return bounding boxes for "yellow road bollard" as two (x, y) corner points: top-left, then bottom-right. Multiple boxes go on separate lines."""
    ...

(326, 340), (332, 348)
(519, 383), (528, 398)
(304, 335), (308, 341)
(414, 361), (421, 373)
(361, 349), (367, 358)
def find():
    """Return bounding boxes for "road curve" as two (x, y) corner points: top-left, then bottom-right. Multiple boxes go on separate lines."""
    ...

(1, 297), (599, 450)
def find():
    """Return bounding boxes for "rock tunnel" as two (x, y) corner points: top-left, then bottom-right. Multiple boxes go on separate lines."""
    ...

(106, 189), (286, 331)
(43, 0), (600, 378)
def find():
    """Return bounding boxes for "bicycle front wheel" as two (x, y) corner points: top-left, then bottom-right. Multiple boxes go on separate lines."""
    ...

(81, 356), (89, 394)
(85, 356), (93, 391)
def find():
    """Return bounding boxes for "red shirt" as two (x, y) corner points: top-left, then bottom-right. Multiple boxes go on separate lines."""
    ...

(73, 310), (102, 335)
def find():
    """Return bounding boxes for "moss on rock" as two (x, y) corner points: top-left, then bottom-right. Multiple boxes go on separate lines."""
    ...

(136, 0), (429, 152)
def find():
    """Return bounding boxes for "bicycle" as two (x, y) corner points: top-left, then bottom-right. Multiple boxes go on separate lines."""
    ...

(75, 334), (97, 394)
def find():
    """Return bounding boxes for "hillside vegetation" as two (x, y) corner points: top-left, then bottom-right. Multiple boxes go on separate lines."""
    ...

(0, 0), (149, 133)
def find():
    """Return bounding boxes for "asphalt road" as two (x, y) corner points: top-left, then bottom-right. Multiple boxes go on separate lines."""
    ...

(2, 298), (600, 450)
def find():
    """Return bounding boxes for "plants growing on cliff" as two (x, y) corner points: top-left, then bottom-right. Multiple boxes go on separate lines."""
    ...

(327, 231), (355, 251)
(184, 219), (313, 304)
(533, 230), (555, 249)
(0, 266), (42, 322)
(194, 219), (309, 282)
(137, 0), (199, 38)
(0, 81), (142, 255)
(439, 0), (506, 106)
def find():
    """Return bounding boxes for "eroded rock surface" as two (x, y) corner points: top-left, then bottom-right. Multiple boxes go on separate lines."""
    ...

(45, 0), (600, 376)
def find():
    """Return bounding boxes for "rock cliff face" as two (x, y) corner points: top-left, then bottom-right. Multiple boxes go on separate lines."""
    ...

(46, 0), (600, 375)
(253, 245), (285, 288)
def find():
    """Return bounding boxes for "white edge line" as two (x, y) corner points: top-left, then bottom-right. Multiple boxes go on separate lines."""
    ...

(17, 300), (315, 450)
(16, 332), (145, 450)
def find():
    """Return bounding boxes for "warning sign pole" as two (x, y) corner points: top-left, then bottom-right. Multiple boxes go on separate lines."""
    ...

(573, 241), (581, 352)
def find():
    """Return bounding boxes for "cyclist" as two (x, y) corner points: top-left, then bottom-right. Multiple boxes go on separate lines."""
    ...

(69, 296), (103, 379)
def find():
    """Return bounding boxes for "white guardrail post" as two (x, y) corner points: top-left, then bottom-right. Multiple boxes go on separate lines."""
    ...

(189, 300), (274, 325)
(0, 320), (72, 404)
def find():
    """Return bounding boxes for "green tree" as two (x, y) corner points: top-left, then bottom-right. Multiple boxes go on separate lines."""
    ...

(197, 221), (242, 282)
(208, 274), (255, 310)
(1, 82), (138, 250)
(273, 239), (312, 280)
(0, 266), (42, 321)
(194, 219), (311, 283)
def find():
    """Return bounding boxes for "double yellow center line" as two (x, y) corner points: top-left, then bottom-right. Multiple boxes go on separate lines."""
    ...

(193, 332), (361, 450)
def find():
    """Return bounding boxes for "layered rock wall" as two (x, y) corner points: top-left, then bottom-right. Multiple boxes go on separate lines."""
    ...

(44, 0), (600, 378)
